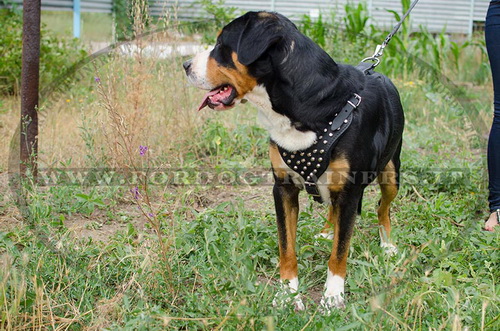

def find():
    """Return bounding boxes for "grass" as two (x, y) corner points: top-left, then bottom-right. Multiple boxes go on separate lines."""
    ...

(1, 3), (499, 330)
(41, 11), (113, 42)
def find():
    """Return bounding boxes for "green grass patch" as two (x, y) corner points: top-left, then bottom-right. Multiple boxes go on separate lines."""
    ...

(41, 11), (113, 42)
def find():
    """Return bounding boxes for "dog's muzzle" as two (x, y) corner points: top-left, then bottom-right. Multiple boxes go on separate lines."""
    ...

(183, 59), (192, 75)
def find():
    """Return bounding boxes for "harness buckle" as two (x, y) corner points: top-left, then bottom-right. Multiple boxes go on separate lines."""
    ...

(347, 93), (362, 108)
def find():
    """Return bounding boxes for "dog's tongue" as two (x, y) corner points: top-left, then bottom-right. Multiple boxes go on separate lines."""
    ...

(198, 88), (221, 111)
(198, 85), (234, 111)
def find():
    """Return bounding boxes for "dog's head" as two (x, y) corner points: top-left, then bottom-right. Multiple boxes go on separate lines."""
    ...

(183, 11), (291, 111)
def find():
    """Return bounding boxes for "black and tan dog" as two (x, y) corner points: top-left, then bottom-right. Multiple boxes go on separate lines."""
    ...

(183, 11), (404, 312)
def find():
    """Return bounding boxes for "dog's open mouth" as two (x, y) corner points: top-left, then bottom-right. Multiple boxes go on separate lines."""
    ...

(198, 84), (237, 111)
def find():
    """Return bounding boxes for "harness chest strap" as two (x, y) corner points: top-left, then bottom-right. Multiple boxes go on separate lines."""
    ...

(275, 93), (362, 203)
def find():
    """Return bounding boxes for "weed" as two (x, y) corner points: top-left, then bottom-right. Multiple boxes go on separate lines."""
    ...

(0, 3), (87, 95)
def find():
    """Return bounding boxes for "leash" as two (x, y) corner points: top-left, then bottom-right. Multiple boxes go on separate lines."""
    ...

(361, 0), (420, 69)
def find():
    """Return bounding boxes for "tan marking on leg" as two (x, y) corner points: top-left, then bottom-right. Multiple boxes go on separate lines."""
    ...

(327, 205), (348, 278)
(279, 187), (299, 280)
(327, 156), (350, 192)
(377, 161), (398, 242)
(269, 143), (288, 180)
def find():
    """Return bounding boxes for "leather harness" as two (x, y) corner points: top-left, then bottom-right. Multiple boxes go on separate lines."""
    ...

(275, 62), (374, 203)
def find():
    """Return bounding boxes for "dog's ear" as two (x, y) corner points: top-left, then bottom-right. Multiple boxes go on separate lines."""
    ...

(236, 14), (282, 66)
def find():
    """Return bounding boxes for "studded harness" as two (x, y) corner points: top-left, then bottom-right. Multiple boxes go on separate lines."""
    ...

(273, 0), (420, 202)
(275, 63), (374, 203)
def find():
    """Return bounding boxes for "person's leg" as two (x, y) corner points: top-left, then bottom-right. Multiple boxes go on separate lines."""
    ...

(485, 2), (500, 230)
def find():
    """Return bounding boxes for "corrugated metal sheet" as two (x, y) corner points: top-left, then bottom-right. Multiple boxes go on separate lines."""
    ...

(3, 0), (113, 13)
(81, 0), (112, 13)
(154, 0), (488, 34)
(371, 0), (475, 34)
(474, 0), (489, 21)
(149, 0), (273, 20)
(1, 0), (489, 34)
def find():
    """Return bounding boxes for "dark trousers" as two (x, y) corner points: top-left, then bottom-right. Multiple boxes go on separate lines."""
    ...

(486, 1), (500, 212)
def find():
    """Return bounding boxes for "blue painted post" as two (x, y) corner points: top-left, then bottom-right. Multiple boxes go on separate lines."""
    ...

(73, 0), (81, 38)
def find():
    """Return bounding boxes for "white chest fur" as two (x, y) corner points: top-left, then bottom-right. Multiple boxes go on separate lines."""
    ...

(246, 85), (317, 152)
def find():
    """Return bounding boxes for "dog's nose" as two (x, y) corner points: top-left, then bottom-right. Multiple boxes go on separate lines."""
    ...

(183, 60), (192, 74)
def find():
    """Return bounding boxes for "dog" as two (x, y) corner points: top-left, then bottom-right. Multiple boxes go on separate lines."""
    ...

(183, 11), (404, 312)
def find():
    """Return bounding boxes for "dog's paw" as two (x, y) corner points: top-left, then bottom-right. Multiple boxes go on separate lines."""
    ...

(319, 294), (345, 314)
(272, 291), (305, 311)
(273, 280), (305, 311)
(314, 232), (334, 240)
(381, 242), (398, 256)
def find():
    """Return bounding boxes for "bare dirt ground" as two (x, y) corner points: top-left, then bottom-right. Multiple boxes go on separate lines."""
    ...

(0, 170), (281, 243)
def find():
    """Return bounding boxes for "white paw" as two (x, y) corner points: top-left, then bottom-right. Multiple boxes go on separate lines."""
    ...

(272, 290), (305, 311)
(381, 242), (398, 256)
(314, 232), (334, 240)
(273, 278), (305, 311)
(320, 294), (345, 314)
(321, 272), (345, 314)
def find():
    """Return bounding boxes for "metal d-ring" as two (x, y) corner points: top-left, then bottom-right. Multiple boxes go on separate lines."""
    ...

(360, 56), (381, 68)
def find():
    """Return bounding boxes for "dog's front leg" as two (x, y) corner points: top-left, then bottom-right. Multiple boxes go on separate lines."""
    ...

(269, 143), (304, 310)
(271, 179), (304, 311)
(320, 189), (361, 313)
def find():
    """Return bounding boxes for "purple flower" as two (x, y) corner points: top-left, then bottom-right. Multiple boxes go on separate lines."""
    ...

(94, 76), (100, 83)
(130, 187), (140, 200)
(139, 145), (148, 156)
(148, 213), (155, 218)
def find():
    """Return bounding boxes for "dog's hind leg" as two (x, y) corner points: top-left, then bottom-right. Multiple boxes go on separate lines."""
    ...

(377, 159), (400, 256)
(320, 189), (361, 313)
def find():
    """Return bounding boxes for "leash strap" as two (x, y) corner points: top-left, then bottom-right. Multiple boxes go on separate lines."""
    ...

(361, 0), (420, 68)
(276, 94), (361, 203)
